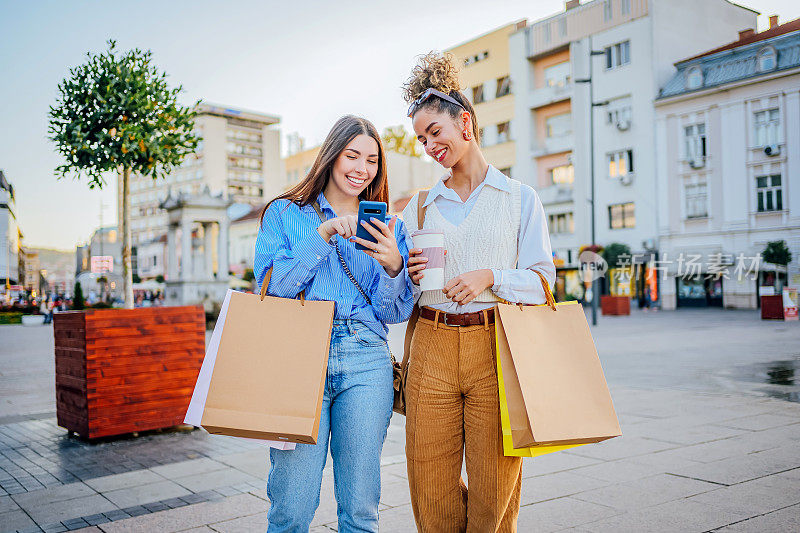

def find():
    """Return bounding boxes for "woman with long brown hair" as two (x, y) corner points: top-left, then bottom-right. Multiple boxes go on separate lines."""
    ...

(401, 53), (556, 531)
(254, 115), (414, 532)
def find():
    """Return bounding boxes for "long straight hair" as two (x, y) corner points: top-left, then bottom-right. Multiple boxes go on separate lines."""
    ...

(260, 115), (388, 224)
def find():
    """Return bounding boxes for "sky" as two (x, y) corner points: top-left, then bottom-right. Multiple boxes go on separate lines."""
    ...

(1, 0), (798, 251)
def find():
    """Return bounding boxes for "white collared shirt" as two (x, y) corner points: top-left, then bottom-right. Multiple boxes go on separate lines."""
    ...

(405, 165), (556, 313)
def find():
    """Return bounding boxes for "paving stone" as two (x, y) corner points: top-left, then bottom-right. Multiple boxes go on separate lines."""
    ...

(11, 482), (95, 508)
(668, 443), (800, 485)
(103, 480), (191, 509)
(378, 475), (411, 508)
(207, 512), (267, 532)
(149, 458), (228, 480)
(687, 472), (800, 518)
(566, 436), (677, 462)
(0, 509), (38, 531)
(82, 513), (110, 526)
(173, 468), (261, 493)
(101, 510), (130, 521)
(20, 493), (116, 525)
(0, 494), (20, 513)
(572, 473), (719, 510)
(62, 517), (89, 530)
(715, 503), (800, 532)
(84, 469), (165, 493)
(376, 503), (416, 532)
(569, 459), (660, 483)
(521, 451), (600, 478)
(99, 493), (266, 532)
(715, 414), (800, 432)
(624, 420), (747, 446)
(519, 496), (621, 529)
(519, 471), (609, 506)
(214, 450), (268, 479)
(42, 523), (68, 532)
(578, 498), (752, 532)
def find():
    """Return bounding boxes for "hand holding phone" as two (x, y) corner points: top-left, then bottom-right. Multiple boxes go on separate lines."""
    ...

(354, 201), (387, 251)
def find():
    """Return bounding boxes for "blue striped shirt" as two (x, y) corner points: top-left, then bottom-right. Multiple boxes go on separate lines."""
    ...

(254, 192), (414, 339)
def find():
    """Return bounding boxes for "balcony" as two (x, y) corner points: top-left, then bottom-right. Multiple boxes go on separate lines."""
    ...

(536, 184), (574, 206)
(532, 134), (574, 158)
(529, 82), (573, 110)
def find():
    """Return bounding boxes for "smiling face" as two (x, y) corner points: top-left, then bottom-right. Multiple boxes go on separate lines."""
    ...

(412, 107), (472, 169)
(329, 134), (380, 198)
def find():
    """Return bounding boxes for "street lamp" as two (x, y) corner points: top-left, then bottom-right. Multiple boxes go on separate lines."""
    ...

(575, 36), (608, 327)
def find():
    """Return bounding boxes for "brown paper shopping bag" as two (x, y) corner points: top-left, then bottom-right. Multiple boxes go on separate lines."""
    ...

(185, 270), (334, 444)
(495, 271), (621, 449)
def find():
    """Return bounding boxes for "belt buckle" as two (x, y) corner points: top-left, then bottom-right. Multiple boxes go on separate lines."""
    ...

(442, 313), (458, 327)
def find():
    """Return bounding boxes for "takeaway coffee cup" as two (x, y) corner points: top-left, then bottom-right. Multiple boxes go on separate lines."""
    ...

(412, 229), (445, 292)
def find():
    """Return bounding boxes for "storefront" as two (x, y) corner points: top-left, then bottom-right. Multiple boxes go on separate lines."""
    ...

(676, 275), (723, 307)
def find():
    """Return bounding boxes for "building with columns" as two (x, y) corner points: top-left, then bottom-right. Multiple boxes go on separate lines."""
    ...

(160, 189), (230, 307)
(655, 17), (800, 309)
(508, 0), (757, 302)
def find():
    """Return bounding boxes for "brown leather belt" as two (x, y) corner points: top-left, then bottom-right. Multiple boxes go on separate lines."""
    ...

(419, 306), (495, 327)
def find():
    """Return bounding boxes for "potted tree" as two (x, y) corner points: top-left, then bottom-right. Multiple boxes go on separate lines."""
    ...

(601, 243), (632, 316)
(761, 240), (792, 320)
(48, 41), (206, 439)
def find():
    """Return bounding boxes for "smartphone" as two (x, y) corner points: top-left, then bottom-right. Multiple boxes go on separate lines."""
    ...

(355, 201), (387, 251)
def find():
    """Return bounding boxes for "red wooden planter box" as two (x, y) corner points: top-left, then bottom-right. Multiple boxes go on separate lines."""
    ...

(53, 306), (205, 439)
(601, 295), (631, 316)
(761, 294), (784, 320)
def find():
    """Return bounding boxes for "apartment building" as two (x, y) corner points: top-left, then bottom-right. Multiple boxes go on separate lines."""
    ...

(0, 170), (21, 294)
(655, 18), (800, 309)
(508, 0), (756, 302)
(124, 103), (283, 247)
(447, 21), (527, 176)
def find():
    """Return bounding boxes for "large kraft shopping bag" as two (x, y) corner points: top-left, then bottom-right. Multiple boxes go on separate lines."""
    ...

(496, 331), (584, 457)
(496, 271), (621, 449)
(184, 272), (334, 444)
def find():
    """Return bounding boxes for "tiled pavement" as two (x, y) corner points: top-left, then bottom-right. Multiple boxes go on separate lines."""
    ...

(1, 308), (798, 532)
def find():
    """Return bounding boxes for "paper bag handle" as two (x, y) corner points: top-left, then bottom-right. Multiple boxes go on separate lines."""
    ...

(533, 270), (557, 311)
(259, 268), (305, 304)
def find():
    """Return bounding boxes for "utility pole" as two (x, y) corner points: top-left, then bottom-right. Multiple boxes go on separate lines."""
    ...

(575, 36), (609, 327)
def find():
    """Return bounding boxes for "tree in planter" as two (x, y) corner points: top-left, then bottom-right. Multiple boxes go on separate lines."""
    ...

(73, 282), (85, 310)
(762, 240), (792, 291)
(49, 40), (199, 309)
(602, 243), (632, 297)
(381, 125), (423, 157)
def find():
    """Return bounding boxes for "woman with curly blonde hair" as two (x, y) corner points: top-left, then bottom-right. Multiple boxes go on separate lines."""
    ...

(400, 53), (555, 532)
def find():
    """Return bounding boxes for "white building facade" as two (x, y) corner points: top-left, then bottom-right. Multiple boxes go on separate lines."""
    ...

(655, 20), (800, 309)
(0, 171), (20, 292)
(509, 0), (756, 302)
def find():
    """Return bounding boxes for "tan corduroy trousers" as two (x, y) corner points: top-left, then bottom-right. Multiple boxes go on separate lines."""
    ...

(405, 315), (523, 532)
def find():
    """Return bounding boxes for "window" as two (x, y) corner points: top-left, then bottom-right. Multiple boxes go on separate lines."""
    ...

(559, 17), (567, 36)
(758, 47), (777, 72)
(603, 0), (612, 21)
(544, 61), (571, 88)
(605, 41), (630, 69)
(756, 175), (783, 212)
(686, 66), (703, 90)
(544, 23), (552, 43)
(496, 122), (510, 143)
(684, 124), (707, 161)
(546, 113), (572, 138)
(609, 202), (635, 229)
(550, 164), (574, 185)
(754, 108), (780, 147)
(607, 149), (634, 177)
(472, 84), (484, 104)
(498, 167), (512, 177)
(621, 0), (631, 15)
(464, 51), (489, 67)
(496, 76), (511, 98)
(548, 213), (574, 234)
(685, 181), (708, 218)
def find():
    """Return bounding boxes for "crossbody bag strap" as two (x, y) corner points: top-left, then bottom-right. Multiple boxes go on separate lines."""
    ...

(402, 190), (430, 366)
(311, 201), (372, 307)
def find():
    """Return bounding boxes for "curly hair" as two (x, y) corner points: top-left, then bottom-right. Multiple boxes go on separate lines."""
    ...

(401, 52), (462, 103)
(402, 52), (480, 143)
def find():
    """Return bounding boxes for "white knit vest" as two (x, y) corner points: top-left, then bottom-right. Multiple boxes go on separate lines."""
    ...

(416, 180), (522, 308)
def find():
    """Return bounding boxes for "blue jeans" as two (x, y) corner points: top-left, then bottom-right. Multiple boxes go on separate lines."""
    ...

(266, 319), (394, 533)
